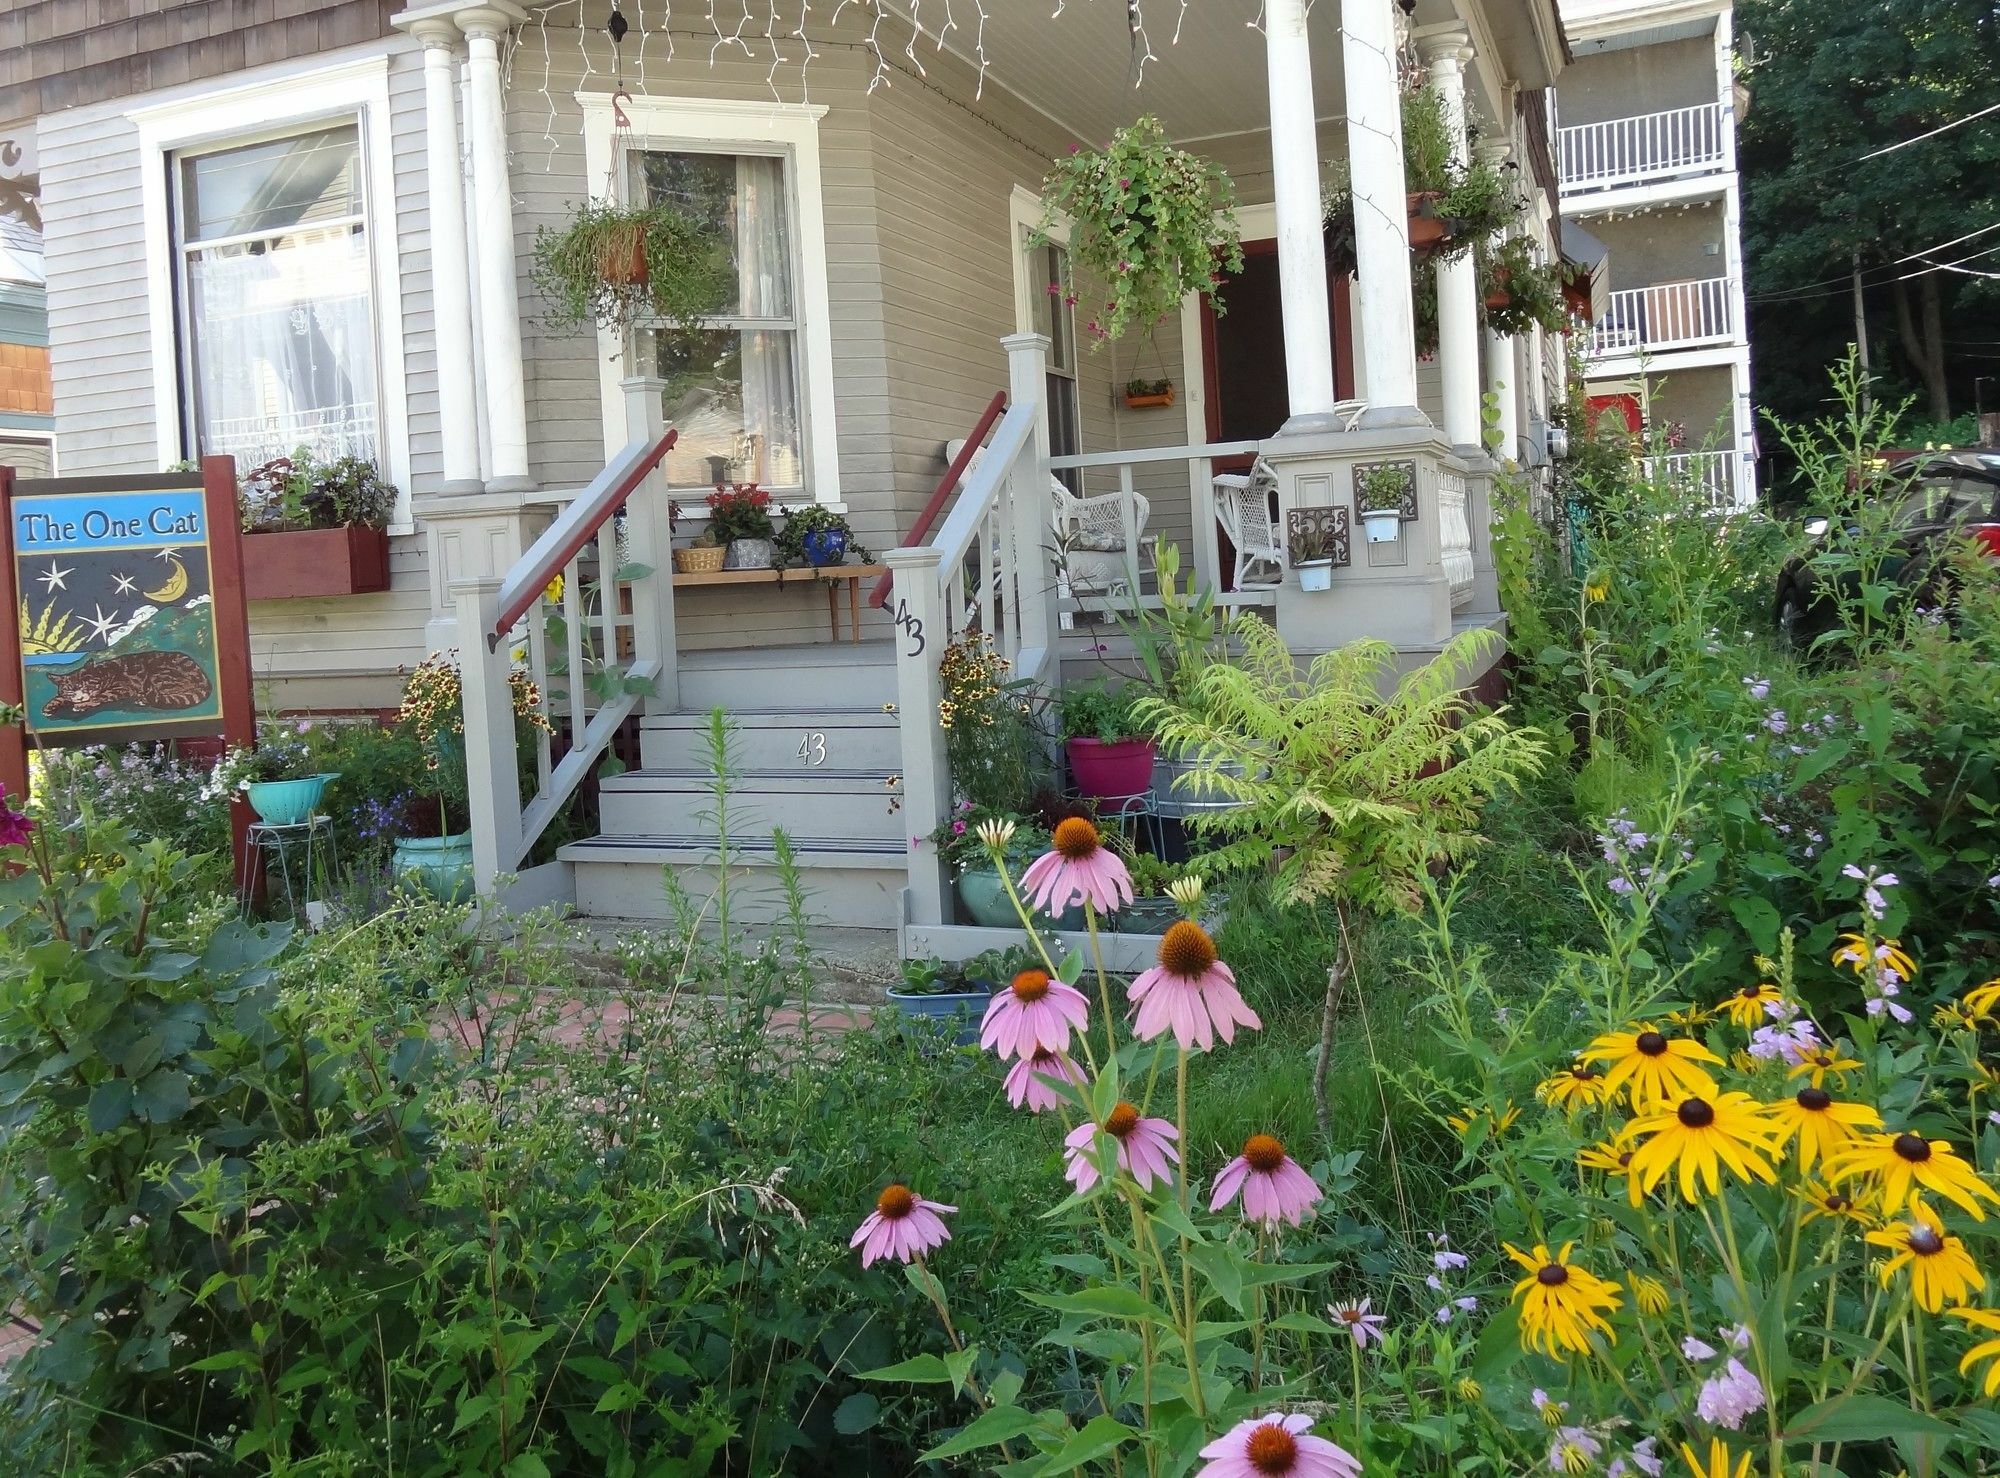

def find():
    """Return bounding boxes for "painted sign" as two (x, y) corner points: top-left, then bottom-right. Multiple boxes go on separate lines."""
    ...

(11, 480), (225, 742)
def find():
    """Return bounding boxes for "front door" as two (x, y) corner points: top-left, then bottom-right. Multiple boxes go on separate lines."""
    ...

(1198, 239), (1354, 586)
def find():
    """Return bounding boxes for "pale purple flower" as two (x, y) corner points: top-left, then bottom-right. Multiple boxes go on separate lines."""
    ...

(1723, 1323), (1752, 1350)
(1550, 1428), (1602, 1474)
(1610, 1437), (1665, 1478)
(1328, 1298), (1387, 1348)
(1681, 1335), (1718, 1361)
(1743, 676), (1770, 700)
(1432, 1236), (1469, 1272)
(1696, 1358), (1765, 1429)
(1762, 709), (1790, 735)
(1748, 1018), (1821, 1064)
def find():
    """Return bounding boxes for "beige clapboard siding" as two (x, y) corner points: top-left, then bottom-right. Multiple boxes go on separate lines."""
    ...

(37, 39), (437, 707)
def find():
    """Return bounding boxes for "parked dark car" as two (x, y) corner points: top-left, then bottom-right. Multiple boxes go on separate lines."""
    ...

(1773, 451), (2000, 645)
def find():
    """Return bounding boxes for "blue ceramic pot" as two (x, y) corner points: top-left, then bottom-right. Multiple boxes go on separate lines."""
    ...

(885, 986), (995, 1046)
(392, 831), (475, 902)
(245, 773), (336, 826)
(803, 528), (848, 567)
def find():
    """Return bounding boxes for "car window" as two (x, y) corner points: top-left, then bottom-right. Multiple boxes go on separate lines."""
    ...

(1947, 477), (2000, 521)
(1892, 480), (1981, 529)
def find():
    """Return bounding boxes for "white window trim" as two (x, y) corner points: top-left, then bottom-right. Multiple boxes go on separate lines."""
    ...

(1007, 184), (1065, 338)
(131, 56), (414, 532)
(580, 92), (841, 507)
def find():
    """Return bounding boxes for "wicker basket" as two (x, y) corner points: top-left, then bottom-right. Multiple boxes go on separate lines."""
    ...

(674, 543), (727, 574)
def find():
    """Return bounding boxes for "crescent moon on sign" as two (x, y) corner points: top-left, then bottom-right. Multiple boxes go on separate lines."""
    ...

(142, 557), (189, 604)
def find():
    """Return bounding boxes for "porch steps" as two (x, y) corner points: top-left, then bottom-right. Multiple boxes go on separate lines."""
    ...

(561, 642), (909, 929)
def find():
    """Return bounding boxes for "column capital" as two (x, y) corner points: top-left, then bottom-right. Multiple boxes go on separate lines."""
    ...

(1415, 26), (1474, 69)
(393, 2), (525, 42)
(1475, 137), (1513, 169)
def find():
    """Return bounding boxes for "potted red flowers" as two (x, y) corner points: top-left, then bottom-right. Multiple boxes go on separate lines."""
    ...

(1058, 681), (1156, 804)
(706, 483), (776, 570)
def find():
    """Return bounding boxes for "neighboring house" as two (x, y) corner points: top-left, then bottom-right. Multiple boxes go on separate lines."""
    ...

(0, 120), (52, 479)
(1554, 0), (1754, 507)
(17, 0), (1578, 937)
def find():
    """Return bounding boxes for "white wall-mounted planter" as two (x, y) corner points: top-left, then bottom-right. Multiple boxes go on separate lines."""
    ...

(1297, 560), (1334, 592)
(1360, 510), (1403, 544)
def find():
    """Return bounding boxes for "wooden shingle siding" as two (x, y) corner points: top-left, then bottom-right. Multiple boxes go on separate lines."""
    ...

(0, 0), (398, 119)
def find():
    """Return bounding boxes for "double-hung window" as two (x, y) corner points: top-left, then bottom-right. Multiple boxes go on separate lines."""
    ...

(1027, 237), (1083, 492)
(172, 123), (380, 470)
(637, 148), (805, 495)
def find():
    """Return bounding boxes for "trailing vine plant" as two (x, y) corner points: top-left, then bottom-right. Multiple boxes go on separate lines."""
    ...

(1477, 234), (1573, 337)
(529, 199), (731, 338)
(1037, 115), (1244, 343)
(1323, 87), (1519, 272)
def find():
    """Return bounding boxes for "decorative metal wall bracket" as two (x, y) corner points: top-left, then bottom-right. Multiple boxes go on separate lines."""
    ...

(1286, 505), (1351, 567)
(1352, 458), (1420, 522)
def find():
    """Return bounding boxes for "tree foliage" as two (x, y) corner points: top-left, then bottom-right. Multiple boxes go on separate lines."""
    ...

(1739, 0), (2000, 426)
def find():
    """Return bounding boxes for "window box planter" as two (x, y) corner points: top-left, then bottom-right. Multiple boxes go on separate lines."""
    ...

(244, 525), (391, 600)
(1123, 383), (1177, 410)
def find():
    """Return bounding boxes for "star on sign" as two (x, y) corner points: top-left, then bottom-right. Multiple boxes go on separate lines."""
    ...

(154, 546), (182, 562)
(82, 605), (122, 646)
(112, 571), (137, 595)
(38, 561), (72, 593)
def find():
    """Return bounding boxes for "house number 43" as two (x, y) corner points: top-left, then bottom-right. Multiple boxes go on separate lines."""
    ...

(798, 732), (828, 766)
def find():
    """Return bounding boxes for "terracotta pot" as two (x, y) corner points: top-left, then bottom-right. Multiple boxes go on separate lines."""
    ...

(1485, 266), (1513, 310)
(1123, 386), (1176, 409)
(1407, 191), (1450, 250)
(1066, 735), (1157, 803)
(598, 222), (649, 287)
(244, 525), (391, 600)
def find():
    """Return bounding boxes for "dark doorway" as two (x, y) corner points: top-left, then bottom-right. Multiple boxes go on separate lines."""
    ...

(1201, 240), (1355, 449)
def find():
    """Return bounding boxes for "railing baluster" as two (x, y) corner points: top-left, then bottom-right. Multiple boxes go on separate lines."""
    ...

(562, 553), (587, 741)
(1118, 464), (1139, 614)
(526, 604), (553, 789)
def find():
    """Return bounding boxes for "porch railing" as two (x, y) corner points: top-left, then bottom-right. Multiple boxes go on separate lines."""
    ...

(455, 376), (677, 893)
(888, 333), (1063, 928)
(869, 389), (1008, 611)
(1557, 103), (1726, 193)
(1587, 277), (1736, 359)
(1646, 450), (1739, 509)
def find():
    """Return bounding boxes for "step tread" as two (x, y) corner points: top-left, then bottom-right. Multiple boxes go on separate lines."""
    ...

(643, 707), (898, 722)
(561, 834), (908, 867)
(602, 767), (900, 786)
(681, 643), (896, 670)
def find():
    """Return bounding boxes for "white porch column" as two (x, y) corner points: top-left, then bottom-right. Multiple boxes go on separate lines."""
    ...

(408, 19), (483, 492)
(1476, 139), (1519, 461)
(1422, 33), (1482, 451)
(1263, 0), (1338, 430)
(458, 3), (532, 491)
(1341, 0), (1424, 426)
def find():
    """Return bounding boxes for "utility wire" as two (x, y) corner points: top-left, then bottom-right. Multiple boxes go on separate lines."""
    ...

(1857, 100), (2000, 160)
(1748, 241), (2000, 306)
(1748, 221), (2000, 302)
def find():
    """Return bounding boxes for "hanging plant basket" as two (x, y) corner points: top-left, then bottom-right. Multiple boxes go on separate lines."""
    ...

(1407, 191), (1453, 250)
(1123, 379), (1177, 409)
(530, 199), (730, 338)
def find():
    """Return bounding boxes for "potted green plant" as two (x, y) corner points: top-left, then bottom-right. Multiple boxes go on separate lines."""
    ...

(529, 198), (729, 339)
(776, 505), (874, 570)
(1289, 527), (1337, 592)
(1357, 464), (1412, 544)
(1478, 235), (1573, 337)
(238, 450), (396, 600)
(1115, 851), (1187, 935)
(1322, 88), (1519, 271)
(706, 483), (777, 570)
(930, 807), (1065, 929)
(1038, 115), (1245, 343)
(219, 728), (338, 826)
(1123, 377), (1176, 409)
(1058, 680), (1155, 803)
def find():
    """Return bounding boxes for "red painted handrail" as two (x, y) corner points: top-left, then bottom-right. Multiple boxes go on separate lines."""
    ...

(488, 429), (678, 645)
(869, 390), (1008, 609)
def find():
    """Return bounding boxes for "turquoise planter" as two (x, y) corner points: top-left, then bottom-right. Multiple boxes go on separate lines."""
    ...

(885, 986), (995, 1046)
(392, 832), (475, 902)
(955, 866), (1085, 932)
(245, 773), (337, 826)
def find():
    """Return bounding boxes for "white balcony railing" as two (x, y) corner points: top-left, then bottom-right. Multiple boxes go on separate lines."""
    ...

(1646, 451), (1740, 509)
(1558, 102), (1727, 192)
(1587, 277), (1736, 359)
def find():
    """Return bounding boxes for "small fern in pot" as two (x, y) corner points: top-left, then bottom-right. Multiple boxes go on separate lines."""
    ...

(530, 199), (731, 337)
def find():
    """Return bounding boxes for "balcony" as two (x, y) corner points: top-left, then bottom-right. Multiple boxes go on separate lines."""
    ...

(1558, 103), (1727, 194)
(1587, 277), (1737, 360)
(1645, 451), (1742, 510)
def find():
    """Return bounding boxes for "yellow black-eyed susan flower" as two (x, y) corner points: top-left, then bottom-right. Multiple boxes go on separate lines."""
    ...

(1455, 1376), (1483, 1401)
(1962, 977), (2000, 1021)
(1627, 1271), (1671, 1317)
(1537, 1063), (1613, 1112)
(1951, 1307), (2000, 1395)
(1795, 1179), (1876, 1227)
(1620, 1091), (1781, 1204)
(1665, 1003), (1714, 1030)
(1832, 932), (1916, 982)
(1866, 1199), (1986, 1311)
(1582, 1025), (1722, 1110)
(1503, 1241), (1623, 1356)
(1971, 1062), (2000, 1101)
(1787, 1045), (1863, 1088)
(1577, 1141), (1633, 1176)
(1447, 1103), (1521, 1137)
(1935, 1002), (1984, 1034)
(1826, 1130), (2000, 1220)
(1717, 982), (1787, 1028)
(1679, 1437), (1752, 1478)
(1764, 1086), (1883, 1172)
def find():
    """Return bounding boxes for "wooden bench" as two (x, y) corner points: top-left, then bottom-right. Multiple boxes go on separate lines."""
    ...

(669, 564), (888, 644)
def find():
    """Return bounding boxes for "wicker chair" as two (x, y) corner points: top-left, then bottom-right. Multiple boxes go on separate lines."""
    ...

(1211, 458), (1284, 590)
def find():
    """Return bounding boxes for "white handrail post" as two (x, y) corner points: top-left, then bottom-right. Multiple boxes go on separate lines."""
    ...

(1191, 458), (1221, 594)
(452, 576), (525, 894)
(887, 546), (950, 928)
(621, 373), (679, 713)
(1004, 332), (1061, 671)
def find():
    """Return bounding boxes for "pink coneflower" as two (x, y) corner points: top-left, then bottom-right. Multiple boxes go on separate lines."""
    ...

(1328, 1298), (1387, 1347)
(1019, 817), (1133, 917)
(849, 1184), (956, 1267)
(1128, 920), (1261, 1052)
(1064, 1101), (1180, 1193)
(1211, 1133), (1322, 1229)
(1196, 1412), (1361, 1478)
(980, 968), (1090, 1060)
(1003, 1048), (1085, 1112)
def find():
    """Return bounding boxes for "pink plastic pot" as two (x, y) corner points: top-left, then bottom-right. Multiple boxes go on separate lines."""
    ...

(1065, 736), (1158, 803)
